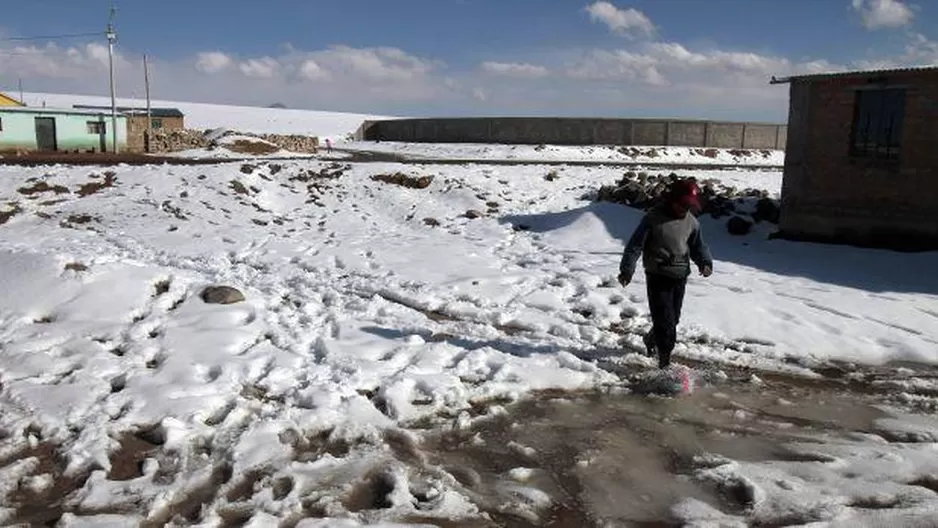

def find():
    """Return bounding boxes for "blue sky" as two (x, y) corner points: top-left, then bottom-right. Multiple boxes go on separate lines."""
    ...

(1, 0), (936, 120)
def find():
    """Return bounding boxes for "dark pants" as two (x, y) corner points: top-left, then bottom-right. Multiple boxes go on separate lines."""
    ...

(646, 273), (687, 368)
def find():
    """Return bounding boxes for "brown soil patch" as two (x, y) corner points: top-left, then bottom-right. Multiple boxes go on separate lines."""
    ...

(153, 279), (171, 297)
(371, 172), (434, 189)
(727, 149), (753, 158)
(139, 461), (233, 527)
(229, 180), (250, 195)
(226, 470), (266, 503)
(18, 181), (70, 196)
(64, 262), (88, 272)
(108, 433), (160, 481)
(225, 139), (280, 155)
(66, 214), (95, 225)
(619, 147), (662, 159)
(0, 205), (22, 225)
(344, 470), (396, 512)
(422, 217), (440, 227)
(77, 172), (117, 197)
(4, 441), (94, 526)
(694, 148), (720, 158)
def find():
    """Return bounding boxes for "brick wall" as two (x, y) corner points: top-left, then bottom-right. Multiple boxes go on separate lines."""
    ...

(779, 69), (938, 249)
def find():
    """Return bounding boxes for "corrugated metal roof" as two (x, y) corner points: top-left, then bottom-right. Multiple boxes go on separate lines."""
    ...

(0, 106), (128, 117)
(771, 64), (938, 84)
(72, 105), (185, 118)
(0, 91), (25, 106)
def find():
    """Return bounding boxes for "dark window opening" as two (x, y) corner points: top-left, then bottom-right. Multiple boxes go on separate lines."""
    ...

(0, 117), (3, 132)
(850, 88), (905, 161)
(87, 121), (105, 134)
(151, 118), (163, 129)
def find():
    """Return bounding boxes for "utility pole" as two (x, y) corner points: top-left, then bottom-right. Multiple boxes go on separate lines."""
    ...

(17, 79), (24, 105)
(144, 54), (152, 152)
(107, 2), (119, 153)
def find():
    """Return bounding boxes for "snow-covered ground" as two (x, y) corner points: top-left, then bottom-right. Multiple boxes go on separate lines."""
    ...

(343, 141), (785, 166)
(21, 92), (394, 142)
(1, 158), (937, 525)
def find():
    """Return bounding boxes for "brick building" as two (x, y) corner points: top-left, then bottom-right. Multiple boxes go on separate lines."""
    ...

(773, 66), (938, 250)
(72, 105), (185, 152)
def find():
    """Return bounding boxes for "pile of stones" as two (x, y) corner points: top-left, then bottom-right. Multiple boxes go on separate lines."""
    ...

(596, 171), (780, 236)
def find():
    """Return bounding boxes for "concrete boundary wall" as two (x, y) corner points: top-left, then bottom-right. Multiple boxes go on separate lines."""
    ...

(356, 118), (787, 150)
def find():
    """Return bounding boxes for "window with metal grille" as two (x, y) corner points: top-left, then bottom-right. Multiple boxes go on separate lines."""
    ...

(850, 88), (905, 161)
(151, 118), (163, 129)
(87, 121), (105, 134)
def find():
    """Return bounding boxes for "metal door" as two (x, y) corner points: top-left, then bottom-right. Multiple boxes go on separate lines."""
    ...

(34, 117), (57, 151)
(97, 121), (107, 152)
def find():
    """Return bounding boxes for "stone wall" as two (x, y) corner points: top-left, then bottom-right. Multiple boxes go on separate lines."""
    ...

(355, 118), (787, 150)
(142, 129), (319, 154)
(146, 129), (208, 152)
(253, 133), (319, 153)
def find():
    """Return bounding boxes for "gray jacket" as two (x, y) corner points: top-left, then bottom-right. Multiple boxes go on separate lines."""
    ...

(619, 205), (713, 281)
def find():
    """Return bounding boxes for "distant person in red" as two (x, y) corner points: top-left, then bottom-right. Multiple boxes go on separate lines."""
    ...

(618, 179), (713, 369)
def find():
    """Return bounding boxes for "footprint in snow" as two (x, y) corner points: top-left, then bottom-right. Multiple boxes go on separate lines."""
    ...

(196, 364), (224, 383)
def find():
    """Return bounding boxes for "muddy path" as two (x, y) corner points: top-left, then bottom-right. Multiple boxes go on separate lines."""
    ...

(414, 364), (929, 527)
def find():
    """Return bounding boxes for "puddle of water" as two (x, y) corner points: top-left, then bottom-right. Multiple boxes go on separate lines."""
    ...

(421, 380), (889, 527)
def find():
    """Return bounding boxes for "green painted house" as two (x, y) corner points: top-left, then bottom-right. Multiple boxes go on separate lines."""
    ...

(0, 106), (127, 153)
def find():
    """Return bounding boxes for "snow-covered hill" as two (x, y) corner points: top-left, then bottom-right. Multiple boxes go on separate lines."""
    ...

(21, 92), (394, 141)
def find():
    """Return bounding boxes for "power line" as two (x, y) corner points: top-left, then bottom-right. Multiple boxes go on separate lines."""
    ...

(0, 47), (103, 57)
(0, 32), (104, 42)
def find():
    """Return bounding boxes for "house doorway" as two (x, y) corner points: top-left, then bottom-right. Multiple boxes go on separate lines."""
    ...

(34, 117), (57, 151)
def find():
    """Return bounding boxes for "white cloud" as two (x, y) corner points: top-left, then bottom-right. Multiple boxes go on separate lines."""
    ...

(851, 0), (914, 29)
(904, 32), (938, 62)
(0, 42), (129, 80)
(480, 61), (549, 78)
(84, 43), (112, 67)
(321, 45), (437, 81)
(239, 57), (279, 78)
(586, 1), (655, 38)
(196, 51), (232, 73)
(567, 49), (662, 83)
(299, 59), (329, 81)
